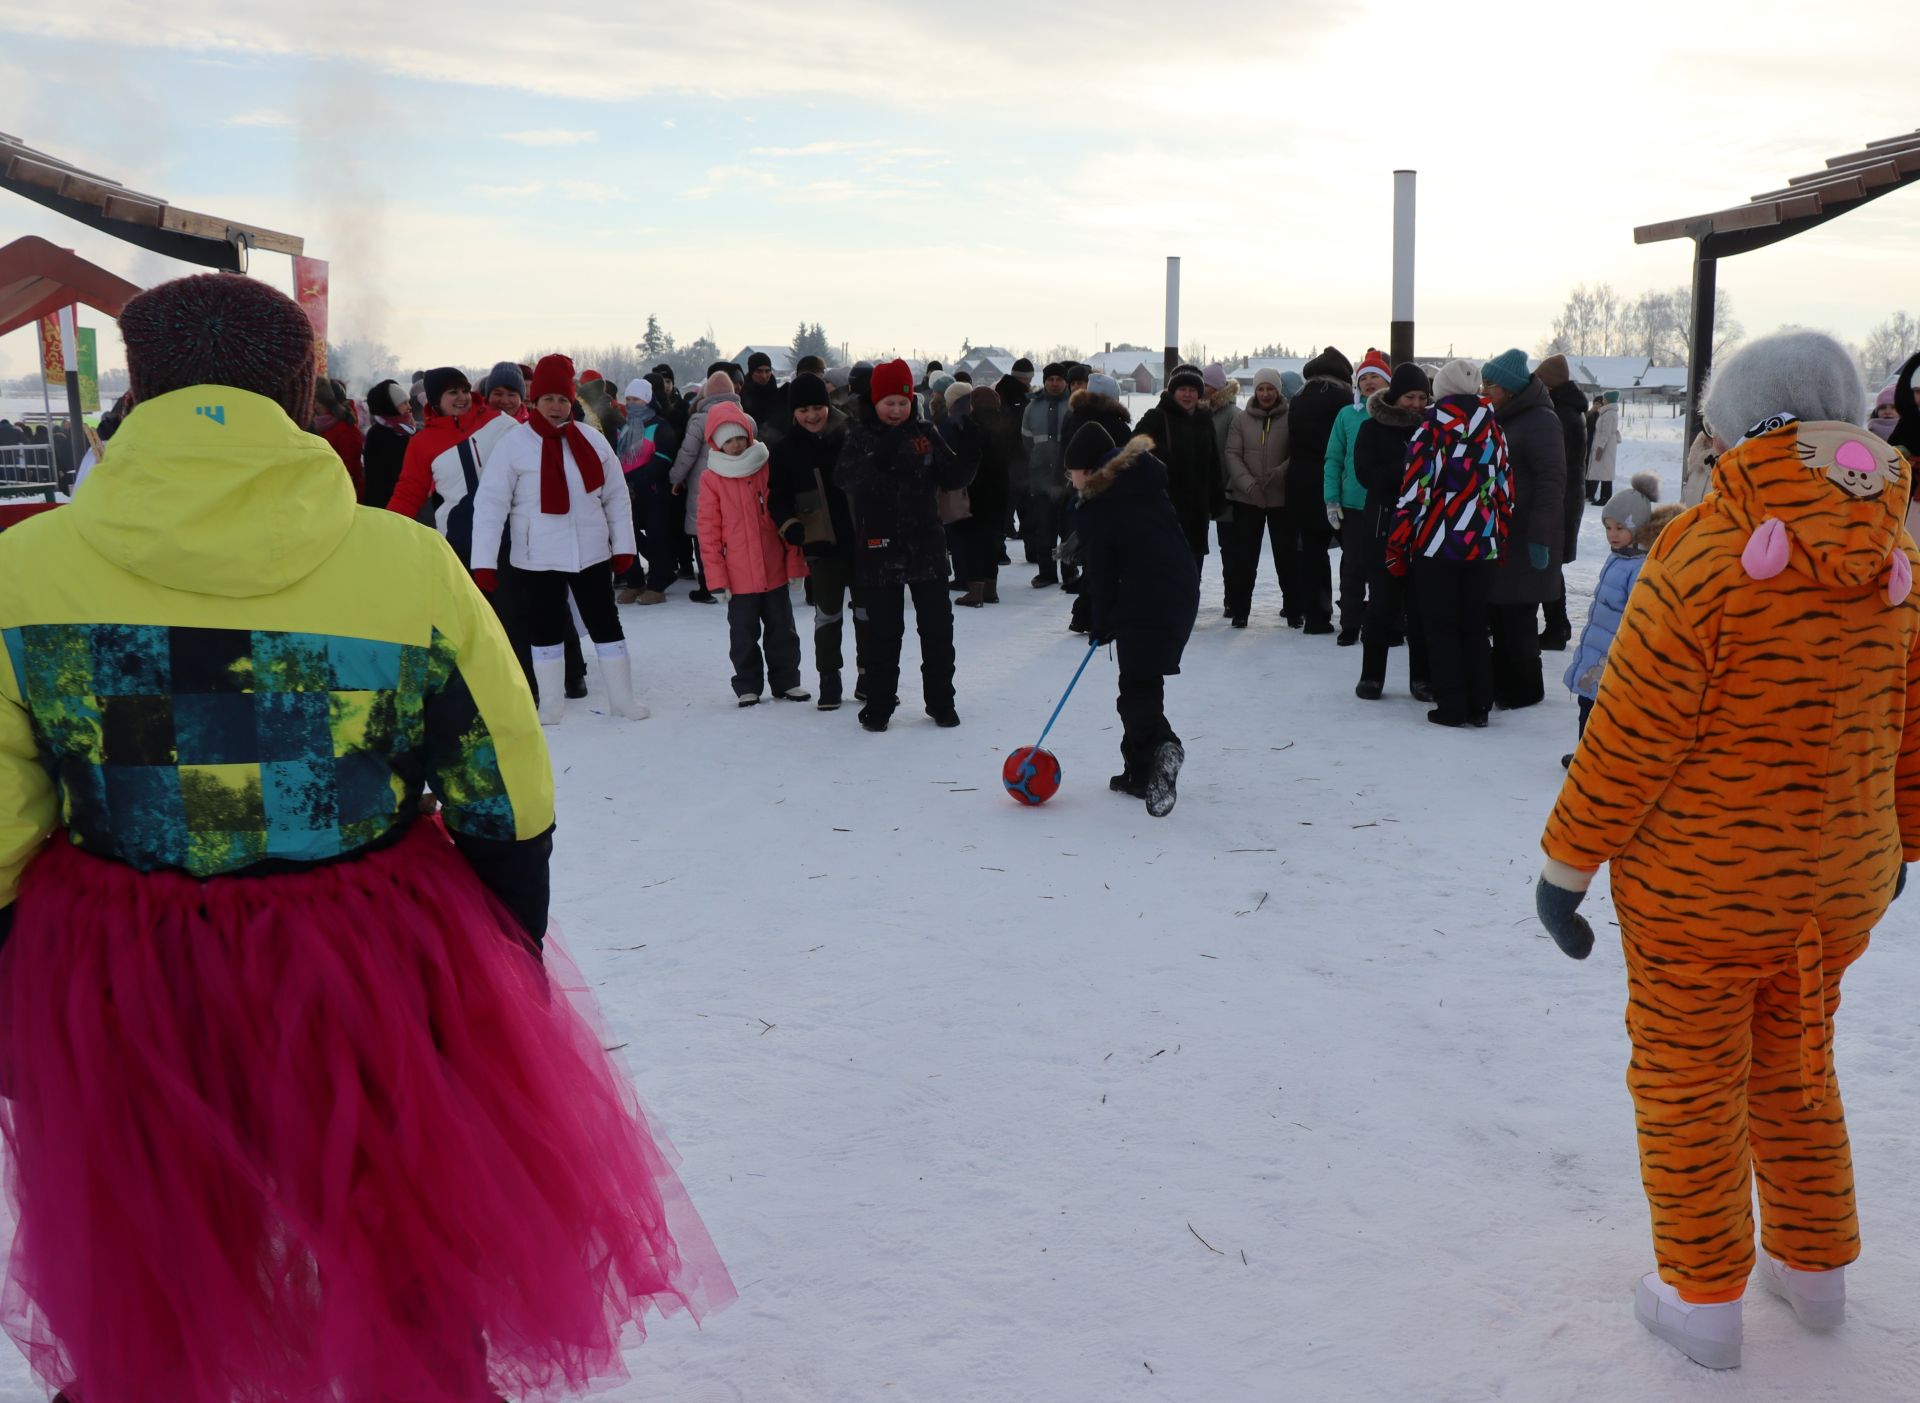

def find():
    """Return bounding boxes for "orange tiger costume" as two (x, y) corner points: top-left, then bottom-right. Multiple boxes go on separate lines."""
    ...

(1542, 417), (1920, 1304)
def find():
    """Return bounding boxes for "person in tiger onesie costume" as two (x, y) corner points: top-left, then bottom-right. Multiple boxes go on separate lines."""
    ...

(1534, 330), (1920, 1371)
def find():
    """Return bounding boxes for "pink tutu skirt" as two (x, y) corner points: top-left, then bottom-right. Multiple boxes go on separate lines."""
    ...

(0, 820), (733, 1402)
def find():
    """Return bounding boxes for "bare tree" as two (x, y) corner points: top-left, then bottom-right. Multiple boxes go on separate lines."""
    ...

(1860, 311), (1919, 386)
(1044, 343), (1084, 365)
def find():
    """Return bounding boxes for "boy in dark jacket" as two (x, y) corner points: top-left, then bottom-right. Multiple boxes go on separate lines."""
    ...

(835, 359), (978, 732)
(1067, 424), (1200, 818)
(768, 373), (860, 709)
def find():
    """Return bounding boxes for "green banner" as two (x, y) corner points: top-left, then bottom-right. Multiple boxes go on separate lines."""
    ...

(76, 326), (99, 414)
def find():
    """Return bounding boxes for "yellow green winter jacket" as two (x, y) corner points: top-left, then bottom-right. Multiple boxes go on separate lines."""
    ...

(0, 386), (554, 921)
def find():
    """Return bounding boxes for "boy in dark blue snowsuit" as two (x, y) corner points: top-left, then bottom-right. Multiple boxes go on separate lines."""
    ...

(1065, 423), (1200, 817)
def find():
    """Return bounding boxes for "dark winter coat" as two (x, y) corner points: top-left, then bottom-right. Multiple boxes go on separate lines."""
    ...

(766, 418), (855, 562)
(1892, 351), (1920, 459)
(1061, 389), (1134, 463)
(836, 414), (979, 586)
(740, 377), (786, 445)
(1286, 350), (1355, 540)
(360, 423), (412, 509)
(1075, 434), (1201, 677)
(966, 388), (1016, 530)
(1546, 379), (1590, 562)
(995, 374), (1032, 490)
(1133, 394), (1224, 557)
(1488, 376), (1568, 606)
(1352, 391), (1424, 546)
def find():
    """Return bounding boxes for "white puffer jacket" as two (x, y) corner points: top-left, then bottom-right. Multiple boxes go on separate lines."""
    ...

(427, 413), (520, 536)
(467, 419), (635, 574)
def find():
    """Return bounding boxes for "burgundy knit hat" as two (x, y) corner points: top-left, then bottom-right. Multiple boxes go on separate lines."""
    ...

(118, 273), (318, 424)
(529, 353), (577, 402)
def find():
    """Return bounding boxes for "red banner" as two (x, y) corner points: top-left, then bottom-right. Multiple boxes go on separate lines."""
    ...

(292, 256), (330, 378)
(37, 312), (65, 381)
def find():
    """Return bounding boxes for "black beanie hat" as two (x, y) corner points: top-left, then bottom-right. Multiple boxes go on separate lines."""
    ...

(1042, 362), (1065, 380)
(651, 362), (674, 379)
(1012, 357), (1035, 373)
(1167, 364), (1205, 394)
(747, 351), (773, 372)
(788, 373), (830, 410)
(795, 354), (825, 375)
(1066, 363), (1090, 384)
(1385, 362), (1431, 405)
(1303, 346), (1353, 382)
(927, 360), (942, 373)
(422, 366), (471, 408)
(367, 379), (408, 417)
(1064, 422), (1117, 473)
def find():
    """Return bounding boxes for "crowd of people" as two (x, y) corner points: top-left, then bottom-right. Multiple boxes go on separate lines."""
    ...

(192, 332), (1920, 774)
(11, 269), (1920, 1394)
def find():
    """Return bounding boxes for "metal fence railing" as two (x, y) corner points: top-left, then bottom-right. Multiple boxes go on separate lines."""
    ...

(0, 443), (61, 500)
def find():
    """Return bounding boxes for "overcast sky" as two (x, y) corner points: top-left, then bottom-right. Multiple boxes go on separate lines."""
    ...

(1, 0), (1915, 380)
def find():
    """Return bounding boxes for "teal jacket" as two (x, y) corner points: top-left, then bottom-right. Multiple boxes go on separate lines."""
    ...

(1323, 401), (1369, 509)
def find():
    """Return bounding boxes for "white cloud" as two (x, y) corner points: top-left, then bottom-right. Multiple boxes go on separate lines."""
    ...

(749, 140), (878, 158)
(469, 180), (544, 200)
(225, 108), (292, 127)
(498, 128), (597, 147)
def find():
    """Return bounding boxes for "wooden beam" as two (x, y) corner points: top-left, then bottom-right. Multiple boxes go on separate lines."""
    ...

(4, 155), (70, 191)
(1826, 135), (1920, 168)
(100, 194), (163, 226)
(1636, 200), (1785, 246)
(1750, 174), (1868, 204)
(1864, 130), (1920, 149)
(157, 204), (303, 256)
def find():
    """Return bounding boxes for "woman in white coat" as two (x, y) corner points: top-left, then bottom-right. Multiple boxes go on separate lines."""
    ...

(469, 354), (646, 723)
(1584, 393), (1621, 505)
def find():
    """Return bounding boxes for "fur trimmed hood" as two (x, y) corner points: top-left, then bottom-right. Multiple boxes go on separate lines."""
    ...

(1366, 388), (1425, 429)
(1206, 381), (1241, 413)
(1069, 388), (1126, 419)
(1078, 433), (1157, 501)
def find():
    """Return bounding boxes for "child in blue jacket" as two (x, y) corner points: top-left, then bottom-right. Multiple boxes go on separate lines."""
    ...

(1562, 472), (1663, 766)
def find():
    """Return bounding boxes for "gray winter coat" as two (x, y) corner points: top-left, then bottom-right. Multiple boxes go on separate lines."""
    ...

(1021, 391), (1072, 486)
(1224, 398), (1288, 509)
(668, 388), (743, 533)
(1488, 376), (1567, 606)
(1207, 383), (1241, 498)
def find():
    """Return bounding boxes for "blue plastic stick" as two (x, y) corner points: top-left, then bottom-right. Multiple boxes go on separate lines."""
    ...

(1020, 640), (1100, 776)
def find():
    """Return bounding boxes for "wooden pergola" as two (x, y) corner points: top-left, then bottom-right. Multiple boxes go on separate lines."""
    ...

(1, 131), (303, 272)
(1636, 129), (1920, 444)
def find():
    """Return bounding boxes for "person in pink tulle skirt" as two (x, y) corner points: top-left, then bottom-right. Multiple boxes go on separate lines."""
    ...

(0, 273), (732, 1402)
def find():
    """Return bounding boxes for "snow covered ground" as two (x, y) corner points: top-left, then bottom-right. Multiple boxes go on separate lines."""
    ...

(5, 418), (1919, 1401)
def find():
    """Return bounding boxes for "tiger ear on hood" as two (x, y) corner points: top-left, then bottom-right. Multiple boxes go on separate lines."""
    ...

(1888, 547), (1912, 606)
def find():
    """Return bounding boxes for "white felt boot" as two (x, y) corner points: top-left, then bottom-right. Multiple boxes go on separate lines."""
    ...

(1757, 1256), (1844, 1332)
(596, 641), (649, 720)
(1634, 1273), (1741, 1370)
(532, 644), (567, 726)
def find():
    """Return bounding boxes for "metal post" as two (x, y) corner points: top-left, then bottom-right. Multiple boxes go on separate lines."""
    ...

(1391, 170), (1416, 365)
(1684, 245), (1717, 449)
(1164, 256), (1180, 386)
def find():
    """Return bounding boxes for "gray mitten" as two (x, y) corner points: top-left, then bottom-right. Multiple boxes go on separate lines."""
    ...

(1536, 860), (1597, 960)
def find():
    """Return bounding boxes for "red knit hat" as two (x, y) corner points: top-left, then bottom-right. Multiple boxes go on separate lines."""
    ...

(870, 358), (914, 404)
(1356, 348), (1392, 385)
(529, 354), (576, 402)
(580, 369), (604, 385)
(118, 272), (318, 424)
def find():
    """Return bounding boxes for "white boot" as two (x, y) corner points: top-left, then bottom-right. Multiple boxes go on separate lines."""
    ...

(1634, 1273), (1742, 1370)
(1757, 1256), (1845, 1331)
(595, 640), (649, 720)
(532, 644), (567, 726)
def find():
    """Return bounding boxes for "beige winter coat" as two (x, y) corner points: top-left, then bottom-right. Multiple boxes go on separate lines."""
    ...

(1224, 398), (1289, 510)
(1586, 401), (1620, 485)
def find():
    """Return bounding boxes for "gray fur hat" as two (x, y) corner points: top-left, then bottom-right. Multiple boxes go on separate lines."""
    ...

(1086, 372), (1121, 399)
(1701, 329), (1866, 442)
(1602, 471), (1662, 533)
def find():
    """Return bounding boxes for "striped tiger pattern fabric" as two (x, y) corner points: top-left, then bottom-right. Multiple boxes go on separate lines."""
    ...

(1543, 419), (1920, 1300)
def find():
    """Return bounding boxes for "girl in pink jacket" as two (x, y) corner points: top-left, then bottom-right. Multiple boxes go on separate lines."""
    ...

(696, 404), (811, 705)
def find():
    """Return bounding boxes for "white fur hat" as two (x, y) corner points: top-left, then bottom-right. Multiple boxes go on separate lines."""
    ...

(1433, 359), (1482, 399)
(1702, 329), (1866, 442)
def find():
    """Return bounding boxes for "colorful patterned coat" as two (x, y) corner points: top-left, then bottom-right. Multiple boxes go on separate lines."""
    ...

(1386, 393), (1511, 575)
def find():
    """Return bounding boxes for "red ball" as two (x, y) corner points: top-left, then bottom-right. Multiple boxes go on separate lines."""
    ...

(1002, 747), (1063, 805)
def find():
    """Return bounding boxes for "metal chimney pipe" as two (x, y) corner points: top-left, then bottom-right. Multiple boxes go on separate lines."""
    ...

(1391, 171), (1416, 366)
(1164, 256), (1180, 387)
